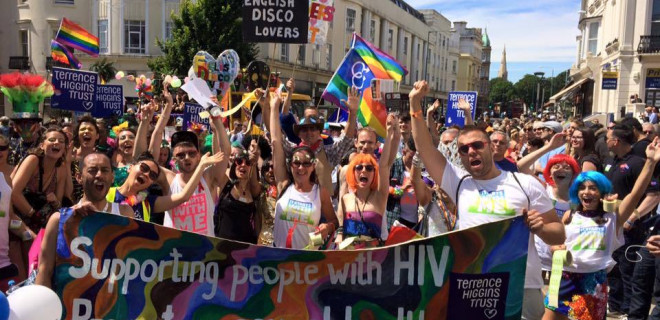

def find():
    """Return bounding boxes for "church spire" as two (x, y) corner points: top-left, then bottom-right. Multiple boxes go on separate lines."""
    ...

(498, 44), (508, 81)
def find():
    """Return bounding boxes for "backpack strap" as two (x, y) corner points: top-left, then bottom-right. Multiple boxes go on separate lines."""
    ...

(454, 174), (471, 221)
(510, 172), (531, 210)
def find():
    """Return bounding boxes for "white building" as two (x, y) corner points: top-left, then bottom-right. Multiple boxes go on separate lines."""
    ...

(557, 0), (657, 118)
(0, 0), (182, 116)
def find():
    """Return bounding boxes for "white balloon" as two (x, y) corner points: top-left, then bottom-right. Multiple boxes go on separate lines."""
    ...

(8, 285), (62, 320)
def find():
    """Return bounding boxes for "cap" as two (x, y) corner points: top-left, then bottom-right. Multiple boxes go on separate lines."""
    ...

(293, 116), (324, 135)
(171, 131), (199, 150)
(541, 121), (563, 133)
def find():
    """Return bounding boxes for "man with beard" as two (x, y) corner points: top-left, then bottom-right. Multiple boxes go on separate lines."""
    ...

(161, 109), (231, 237)
(408, 80), (565, 320)
(36, 152), (134, 289)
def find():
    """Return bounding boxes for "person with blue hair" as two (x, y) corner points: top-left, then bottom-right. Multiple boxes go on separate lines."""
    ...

(542, 137), (660, 320)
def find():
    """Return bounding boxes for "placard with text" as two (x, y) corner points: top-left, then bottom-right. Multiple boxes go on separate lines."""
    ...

(92, 84), (123, 117)
(51, 67), (99, 112)
(53, 211), (528, 320)
(445, 91), (478, 128)
(242, 0), (309, 43)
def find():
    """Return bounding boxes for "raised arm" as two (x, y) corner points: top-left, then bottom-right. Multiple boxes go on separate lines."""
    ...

(516, 133), (565, 175)
(282, 78), (294, 115)
(153, 152), (224, 212)
(409, 80), (447, 185)
(458, 98), (473, 126)
(255, 89), (271, 133)
(411, 153), (432, 206)
(617, 137), (660, 231)
(341, 86), (359, 140)
(148, 82), (174, 158)
(426, 99), (440, 147)
(378, 114), (400, 195)
(133, 102), (154, 158)
(268, 92), (290, 192)
(207, 97), (231, 190)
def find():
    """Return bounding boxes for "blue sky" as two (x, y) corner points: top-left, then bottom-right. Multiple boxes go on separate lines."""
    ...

(407, 0), (580, 83)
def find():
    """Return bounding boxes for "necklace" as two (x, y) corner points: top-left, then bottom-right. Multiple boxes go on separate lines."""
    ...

(235, 182), (249, 203)
(354, 190), (373, 219)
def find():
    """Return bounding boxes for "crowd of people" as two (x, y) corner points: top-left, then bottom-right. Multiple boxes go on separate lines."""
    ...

(0, 75), (658, 319)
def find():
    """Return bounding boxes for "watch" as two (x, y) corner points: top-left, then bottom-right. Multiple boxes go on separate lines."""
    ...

(210, 106), (223, 120)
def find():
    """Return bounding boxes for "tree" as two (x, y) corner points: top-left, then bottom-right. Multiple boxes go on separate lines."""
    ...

(513, 74), (542, 108)
(90, 58), (117, 84)
(488, 78), (515, 105)
(148, 0), (258, 79)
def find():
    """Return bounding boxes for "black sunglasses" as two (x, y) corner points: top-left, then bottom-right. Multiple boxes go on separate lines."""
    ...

(234, 158), (252, 166)
(139, 162), (159, 180)
(354, 164), (375, 172)
(644, 130), (654, 135)
(291, 161), (313, 168)
(458, 141), (487, 155)
(0, 145), (8, 151)
(174, 150), (198, 160)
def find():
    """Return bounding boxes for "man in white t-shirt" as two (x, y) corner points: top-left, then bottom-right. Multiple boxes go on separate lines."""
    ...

(408, 80), (566, 320)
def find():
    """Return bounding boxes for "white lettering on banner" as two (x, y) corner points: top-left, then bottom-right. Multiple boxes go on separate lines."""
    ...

(254, 26), (299, 39)
(252, 8), (295, 22)
(351, 61), (370, 89)
(172, 193), (208, 233)
(244, 0), (294, 6)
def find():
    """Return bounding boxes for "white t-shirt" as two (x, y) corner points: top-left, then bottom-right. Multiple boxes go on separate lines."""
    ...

(165, 175), (216, 236)
(535, 186), (572, 270)
(564, 211), (623, 273)
(441, 163), (554, 289)
(273, 184), (322, 249)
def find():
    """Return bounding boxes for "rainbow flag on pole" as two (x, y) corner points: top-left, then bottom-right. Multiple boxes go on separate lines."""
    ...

(322, 33), (407, 137)
(50, 40), (81, 69)
(55, 18), (99, 57)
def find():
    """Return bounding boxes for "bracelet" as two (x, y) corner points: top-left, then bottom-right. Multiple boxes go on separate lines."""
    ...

(27, 208), (35, 217)
(624, 220), (633, 226)
(410, 109), (423, 119)
(22, 231), (32, 242)
(336, 226), (344, 234)
(9, 220), (21, 230)
(602, 199), (618, 212)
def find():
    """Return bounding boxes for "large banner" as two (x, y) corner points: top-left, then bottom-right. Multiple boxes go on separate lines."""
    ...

(242, 0), (309, 43)
(54, 213), (529, 320)
(51, 67), (98, 112)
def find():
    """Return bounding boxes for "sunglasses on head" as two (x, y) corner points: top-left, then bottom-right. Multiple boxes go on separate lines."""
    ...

(234, 157), (252, 166)
(138, 162), (159, 180)
(355, 164), (375, 172)
(291, 160), (313, 168)
(0, 145), (8, 151)
(458, 141), (487, 155)
(174, 150), (198, 160)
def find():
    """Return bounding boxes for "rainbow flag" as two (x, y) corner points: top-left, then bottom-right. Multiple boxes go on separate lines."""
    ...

(50, 40), (81, 69)
(351, 33), (407, 82)
(55, 18), (99, 57)
(321, 33), (407, 137)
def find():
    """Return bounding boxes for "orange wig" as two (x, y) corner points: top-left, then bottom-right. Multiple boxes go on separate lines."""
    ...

(346, 153), (379, 192)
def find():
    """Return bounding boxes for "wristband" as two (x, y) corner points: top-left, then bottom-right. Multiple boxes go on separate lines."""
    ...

(22, 231), (32, 242)
(27, 208), (35, 217)
(9, 220), (21, 230)
(602, 199), (618, 212)
(210, 106), (223, 120)
(410, 109), (423, 119)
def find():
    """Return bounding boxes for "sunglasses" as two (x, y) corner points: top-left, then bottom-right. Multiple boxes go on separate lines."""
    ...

(355, 164), (375, 172)
(234, 158), (252, 166)
(458, 141), (487, 155)
(0, 145), (8, 151)
(174, 150), (198, 160)
(644, 130), (654, 135)
(291, 161), (313, 168)
(138, 162), (159, 180)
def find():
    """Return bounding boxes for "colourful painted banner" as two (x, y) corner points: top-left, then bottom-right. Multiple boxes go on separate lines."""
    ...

(308, 0), (334, 45)
(54, 212), (529, 320)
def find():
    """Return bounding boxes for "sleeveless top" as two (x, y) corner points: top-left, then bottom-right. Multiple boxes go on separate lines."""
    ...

(273, 184), (322, 249)
(564, 211), (623, 273)
(164, 174), (215, 236)
(344, 210), (388, 240)
(215, 191), (257, 244)
(0, 173), (11, 268)
(535, 185), (572, 270)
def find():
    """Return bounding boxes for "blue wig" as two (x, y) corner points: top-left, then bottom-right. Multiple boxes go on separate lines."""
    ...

(568, 171), (613, 206)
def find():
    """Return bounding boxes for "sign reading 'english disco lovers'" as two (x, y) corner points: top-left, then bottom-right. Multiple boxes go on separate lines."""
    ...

(242, 0), (309, 43)
(51, 67), (98, 112)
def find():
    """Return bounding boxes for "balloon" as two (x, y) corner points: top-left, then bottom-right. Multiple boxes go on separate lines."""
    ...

(163, 75), (172, 86)
(171, 78), (182, 88)
(115, 71), (125, 80)
(145, 79), (152, 86)
(0, 292), (8, 320)
(127, 75), (135, 82)
(8, 285), (62, 320)
(184, 77), (190, 84)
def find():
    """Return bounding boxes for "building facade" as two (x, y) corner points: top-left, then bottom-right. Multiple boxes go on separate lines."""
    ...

(560, 0), (657, 118)
(452, 21), (482, 93)
(0, 0), (182, 116)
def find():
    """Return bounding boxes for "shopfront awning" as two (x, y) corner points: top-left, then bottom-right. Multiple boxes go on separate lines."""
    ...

(549, 78), (589, 103)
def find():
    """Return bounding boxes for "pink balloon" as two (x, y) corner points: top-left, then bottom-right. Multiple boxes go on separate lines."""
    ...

(145, 79), (152, 86)
(184, 77), (190, 84)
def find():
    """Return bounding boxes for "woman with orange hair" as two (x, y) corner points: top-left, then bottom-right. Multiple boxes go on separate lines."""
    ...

(337, 114), (400, 246)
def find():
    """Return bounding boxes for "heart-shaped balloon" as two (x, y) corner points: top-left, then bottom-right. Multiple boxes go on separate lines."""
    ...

(189, 50), (240, 99)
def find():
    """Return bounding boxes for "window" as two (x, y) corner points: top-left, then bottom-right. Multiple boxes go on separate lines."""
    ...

(369, 20), (376, 42)
(387, 29), (393, 52)
(346, 8), (356, 31)
(403, 37), (409, 55)
(54, 0), (74, 4)
(19, 30), (28, 56)
(326, 44), (332, 70)
(98, 20), (108, 54)
(124, 20), (145, 54)
(451, 80), (456, 91)
(417, 43), (421, 59)
(165, 22), (174, 40)
(281, 43), (289, 62)
(652, 0), (660, 35)
(312, 44), (320, 67)
(452, 61), (457, 74)
(587, 22), (599, 55)
(298, 45), (305, 65)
